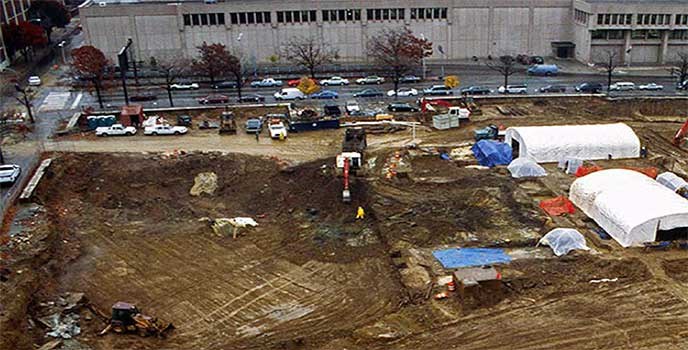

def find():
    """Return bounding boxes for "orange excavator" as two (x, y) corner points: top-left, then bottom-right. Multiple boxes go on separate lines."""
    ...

(337, 128), (367, 203)
(419, 98), (452, 112)
(673, 119), (688, 147)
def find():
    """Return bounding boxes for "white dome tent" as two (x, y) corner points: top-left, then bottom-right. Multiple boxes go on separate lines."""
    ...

(507, 157), (547, 178)
(570, 169), (688, 247)
(504, 123), (640, 163)
(538, 228), (590, 256)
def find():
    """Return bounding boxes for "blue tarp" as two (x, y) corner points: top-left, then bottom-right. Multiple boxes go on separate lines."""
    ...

(471, 140), (512, 167)
(432, 247), (512, 268)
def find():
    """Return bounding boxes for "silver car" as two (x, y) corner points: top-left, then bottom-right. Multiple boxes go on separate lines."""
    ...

(0, 164), (21, 185)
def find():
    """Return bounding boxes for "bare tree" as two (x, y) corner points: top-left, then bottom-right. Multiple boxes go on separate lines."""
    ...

(227, 53), (248, 101)
(486, 55), (518, 88)
(599, 50), (619, 94)
(367, 28), (432, 99)
(281, 36), (338, 78)
(155, 57), (191, 107)
(677, 52), (688, 85)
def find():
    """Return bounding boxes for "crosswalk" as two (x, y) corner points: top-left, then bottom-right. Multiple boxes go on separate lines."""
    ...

(39, 92), (72, 112)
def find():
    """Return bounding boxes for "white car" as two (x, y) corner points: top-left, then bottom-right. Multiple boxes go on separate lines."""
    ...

(143, 124), (188, 136)
(28, 76), (41, 86)
(268, 122), (288, 139)
(497, 84), (528, 94)
(320, 76), (349, 86)
(170, 82), (199, 90)
(639, 83), (664, 91)
(609, 82), (635, 91)
(345, 100), (360, 114)
(387, 88), (418, 97)
(95, 124), (137, 136)
(274, 88), (306, 100)
(0, 164), (21, 185)
(356, 75), (385, 85)
(251, 78), (283, 88)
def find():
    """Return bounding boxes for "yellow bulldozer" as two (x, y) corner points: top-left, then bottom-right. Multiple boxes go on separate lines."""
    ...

(97, 302), (174, 338)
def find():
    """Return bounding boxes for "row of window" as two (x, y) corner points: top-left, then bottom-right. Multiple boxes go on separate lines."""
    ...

(596, 13), (632, 26)
(322, 9), (361, 22)
(676, 14), (688, 26)
(276, 10), (317, 23)
(574, 9), (589, 25)
(591, 29), (688, 40)
(637, 13), (671, 26)
(229, 12), (271, 25)
(366, 8), (405, 21)
(183, 13), (225, 26)
(410, 8), (448, 20)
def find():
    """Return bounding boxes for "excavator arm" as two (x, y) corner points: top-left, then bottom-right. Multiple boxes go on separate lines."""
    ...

(673, 119), (688, 146)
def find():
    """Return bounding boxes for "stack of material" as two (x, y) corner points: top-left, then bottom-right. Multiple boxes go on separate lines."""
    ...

(657, 172), (688, 198)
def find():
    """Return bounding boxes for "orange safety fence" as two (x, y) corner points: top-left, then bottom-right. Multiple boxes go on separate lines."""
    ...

(539, 196), (576, 216)
(574, 165), (658, 179)
(574, 165), (603, 177)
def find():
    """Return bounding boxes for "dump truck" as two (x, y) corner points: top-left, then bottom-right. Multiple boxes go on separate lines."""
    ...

(219, 111), (237, 134)
(98, 302), (174, 338)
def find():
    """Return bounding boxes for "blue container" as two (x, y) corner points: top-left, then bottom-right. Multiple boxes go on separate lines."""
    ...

(87, 116), (98, 130)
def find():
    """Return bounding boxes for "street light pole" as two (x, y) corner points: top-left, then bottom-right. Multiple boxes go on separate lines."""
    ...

(420, 33), (427, 80)
(58, 41), (66, 64)
(14, 84), (35, 123)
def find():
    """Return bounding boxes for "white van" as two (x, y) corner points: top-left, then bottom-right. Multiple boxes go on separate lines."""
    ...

(609, 82), (635, 91)
(274, 88), (306, 100)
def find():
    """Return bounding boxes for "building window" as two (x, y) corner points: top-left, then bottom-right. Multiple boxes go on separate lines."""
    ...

(670, 30), (688, 40)
(410, 7), (446, 20)
(200, 14), (208, 25)
(192, 14), (200, 26)
(631, 30), (647, 39)
(607, 30), (624, 39)
(231, 13), (238, 24)
(229, 12), (269, 25)
(209, 13), (216, 25)
(597, 14), (603, 25)
(367, 8), (404, 21)
(323, 9), (360, 22)
(276, 10), (316, 23)
(591, 30), (606, 40)
(647, 29), (660, 39)
(183, 14), (191, 26)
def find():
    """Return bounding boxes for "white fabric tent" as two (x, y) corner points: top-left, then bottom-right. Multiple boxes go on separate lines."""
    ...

(508, 157), (547, 178)
(505, 123), (640, 163)
(570, 169), (688, 247)
(538, 228), (590, 256)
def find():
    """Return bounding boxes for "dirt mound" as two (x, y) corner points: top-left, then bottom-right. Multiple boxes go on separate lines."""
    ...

(663, 258), (688, 282)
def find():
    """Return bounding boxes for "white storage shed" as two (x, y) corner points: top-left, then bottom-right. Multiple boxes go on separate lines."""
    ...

(570, 169), (688, 247)
(504, 123), (640, 163)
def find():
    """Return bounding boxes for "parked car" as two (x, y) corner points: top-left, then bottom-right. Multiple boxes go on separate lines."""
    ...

(387, 102), (420, 112)
(527, 64), (559, 76)
(251, 78), (283, 88)
(28, 76), (41, 86)
(497, 84), (528, 94)
(311, 90), (339, 99)
(539, 85), (567, 93)
(0, 164), (21, 185)
(213, 81), (238, 89)
(460, 86), (492, 95)
(268, 121), (288, 139)
(518, 55), (544, 65)
(575, 82), (604, 93)
(170, 81), (199, 90)
(345, 100), (360, 115)
(320, 76), (349, 86)
(144, 125), (188, 135)
(197, 94), (229, 104)
(287, 78), (317, 87)
(130, 91), (158, 101)
(238, 94), (266, 103)
(387, 88), (418, 97)
(245, 118), (263, 133)
(399, 75), (421, 84)
(274, 88), (306, 100)
(423, 85), (453, 96)
(609, 82), (635, 91)
(678, 80), (688, 90)
(324, 104), (342, 117)
(353, 88), (383, 98)
(639, 83), (664, 91)
(95, 124), (137, 136)
(356, 75), (384, 85)
(177, 115), (192, 126)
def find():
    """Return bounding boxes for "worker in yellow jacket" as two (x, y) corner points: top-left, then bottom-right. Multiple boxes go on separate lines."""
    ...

(356, 206), (365, 220)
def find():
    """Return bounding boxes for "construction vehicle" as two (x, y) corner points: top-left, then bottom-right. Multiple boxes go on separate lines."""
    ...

(337, 128), (367, 202)
(474, 124), (506, 141)
(672, 119), (688, 146)
(219, 110), (237, 134)
(419, 97), (452, 112)
(98, 302), (174, 338)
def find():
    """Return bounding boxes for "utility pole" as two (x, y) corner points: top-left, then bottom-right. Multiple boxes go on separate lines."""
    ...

(128, 38), (139, 86)
(118, 40), (133, 105)
(58, 41), (66, 64)
(15, 84), (35, 124)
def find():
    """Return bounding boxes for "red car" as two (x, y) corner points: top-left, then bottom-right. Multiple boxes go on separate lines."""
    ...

(197, 94), (229, 104)
(287, 78), (317, 87)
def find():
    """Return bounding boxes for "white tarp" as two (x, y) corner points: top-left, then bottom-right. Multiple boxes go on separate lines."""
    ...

(505, 123), (640, 163)
(538, 228), (590, 256)
(507, 157), (547, 178)
(657, 172), (688, 193)
(570, 169), (688, 247)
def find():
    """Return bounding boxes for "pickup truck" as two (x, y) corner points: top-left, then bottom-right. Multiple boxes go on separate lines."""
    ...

(268, 121), (288, 139)
(250, 78), (283, 88)
(95, 124), (137, 136)
(143, 125), (188, 136)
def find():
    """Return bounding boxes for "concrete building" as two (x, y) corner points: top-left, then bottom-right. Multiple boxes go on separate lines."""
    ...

(0, 0), (34, 68)
(79, 0), (688, 66)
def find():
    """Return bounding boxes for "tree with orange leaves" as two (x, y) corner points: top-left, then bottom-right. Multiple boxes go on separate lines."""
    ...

(71, 46), (110, 108)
